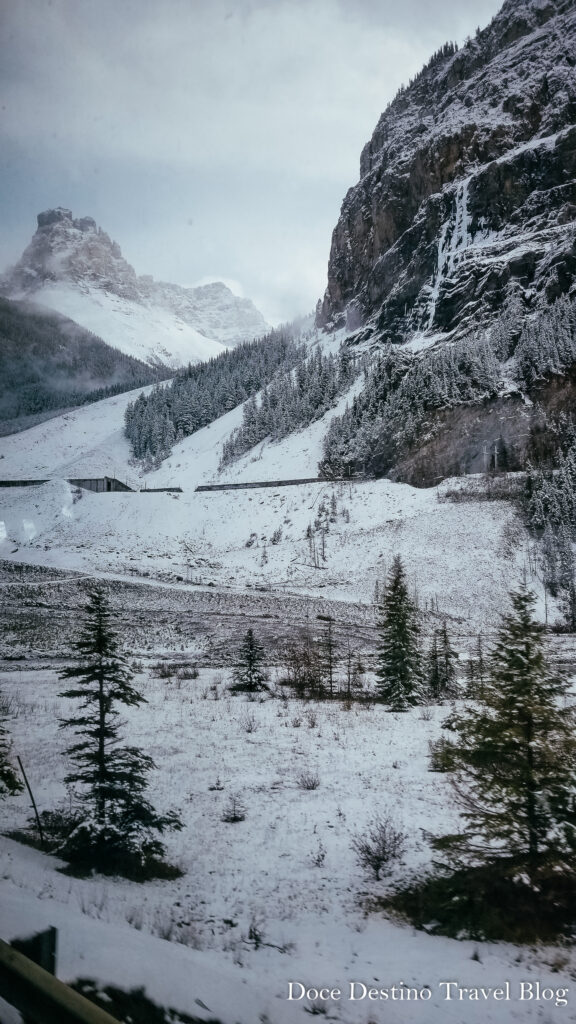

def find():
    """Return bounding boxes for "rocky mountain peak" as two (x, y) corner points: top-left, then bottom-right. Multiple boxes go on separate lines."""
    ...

(35, 207), (99, 232)
(36, 207), (73, 228)
(0, 210), (269, 360)
(2, 208), (134, 299)
(319, 0), (576, 341)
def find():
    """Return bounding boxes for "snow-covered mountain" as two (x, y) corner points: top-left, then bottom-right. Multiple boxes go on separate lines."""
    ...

(0, 208), (270, 367)
(319, 0), (576, 341)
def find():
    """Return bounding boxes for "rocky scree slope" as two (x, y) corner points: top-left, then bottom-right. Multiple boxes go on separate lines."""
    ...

(318, 0), (576, 342)
(0, 208), (269, 363)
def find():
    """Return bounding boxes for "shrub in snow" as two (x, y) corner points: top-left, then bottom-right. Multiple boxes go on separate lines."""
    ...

(311, 839), (327, 867)
(351, 816), (406, 880)
(428, 736), (456, 773)
(281, 640), (325, 700)
(239, 710), (259, 733)
(177, 662), (199, 680)
(297, 770), (320, 790)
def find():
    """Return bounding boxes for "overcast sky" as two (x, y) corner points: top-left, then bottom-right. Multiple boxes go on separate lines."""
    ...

(0, 0), (503, 324)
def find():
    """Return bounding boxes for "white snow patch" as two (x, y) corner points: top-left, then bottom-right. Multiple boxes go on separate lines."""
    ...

(29, 284), (229, 368)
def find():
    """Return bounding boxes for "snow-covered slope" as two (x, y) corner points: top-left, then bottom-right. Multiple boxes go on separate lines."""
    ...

(0, 377), (533, 627)
(1, 208), (270, 367)
(0, 385), (150, 482)
(29, 283), (229, 369)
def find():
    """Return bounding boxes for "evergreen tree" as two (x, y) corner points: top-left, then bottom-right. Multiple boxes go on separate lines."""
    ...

(375, 556), (423, 710)
(318, 616), (337, 697)
(435, 585), (576, 882)
(475, 633), (486, 699)
(0, 702), (23, 799)
(230, 629), (268, 693)
(466, 634), (487, 699)
(563, 577), (576, 633)
(427, 624), (458, 702)
(59, 588), (182, 875)
(438, 621), (458, 699)
(425, 632), (442, 702)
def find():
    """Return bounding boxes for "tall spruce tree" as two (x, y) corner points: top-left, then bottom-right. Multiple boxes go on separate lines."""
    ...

(376, 556), (423, 710)
(230, 628), (268, 693)
(318, 616), (337, 697)
(426, 632), (442, 702)
(435, 585), (576, 882)
(59, 588), (182, 875)
(437, 621), (458, 700)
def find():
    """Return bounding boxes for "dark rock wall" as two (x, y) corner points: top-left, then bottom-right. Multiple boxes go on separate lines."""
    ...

(319, 0), (576, 341)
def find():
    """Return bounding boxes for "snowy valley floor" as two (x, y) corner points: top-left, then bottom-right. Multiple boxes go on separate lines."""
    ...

(2, 659), (576, 1024)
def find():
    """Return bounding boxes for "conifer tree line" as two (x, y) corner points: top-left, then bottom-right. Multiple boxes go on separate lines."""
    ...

(220, 343), (361, 467)
(391, 41), (458, 106)
(321, 297), (576, 479)
(123, 293), (576, 475)
(526, 430), (576, 534)
(124, 323), (309, 466)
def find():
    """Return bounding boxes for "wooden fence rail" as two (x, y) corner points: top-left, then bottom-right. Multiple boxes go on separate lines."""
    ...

(0, 939), (120, 1024)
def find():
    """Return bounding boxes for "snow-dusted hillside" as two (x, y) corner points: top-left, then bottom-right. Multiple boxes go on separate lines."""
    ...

(28, 283), (230, 369)
(0, 372), (533, 627)
(0, 208), (270, 367)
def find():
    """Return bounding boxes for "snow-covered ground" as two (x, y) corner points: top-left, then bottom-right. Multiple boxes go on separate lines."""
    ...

(2, 666), (575, 1024)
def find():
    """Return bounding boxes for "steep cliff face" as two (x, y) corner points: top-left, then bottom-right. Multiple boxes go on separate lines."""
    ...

(0, 209), (269, 365)
(319, 0), (576, 341)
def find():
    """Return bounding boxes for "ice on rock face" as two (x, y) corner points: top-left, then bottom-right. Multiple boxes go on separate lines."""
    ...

(320, 0), (576, 342)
